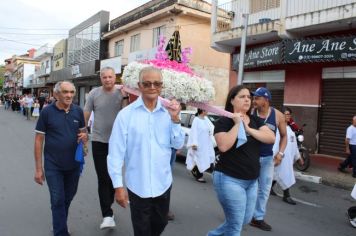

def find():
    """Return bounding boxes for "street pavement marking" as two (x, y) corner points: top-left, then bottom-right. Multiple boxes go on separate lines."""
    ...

(274, 193), (322, 208)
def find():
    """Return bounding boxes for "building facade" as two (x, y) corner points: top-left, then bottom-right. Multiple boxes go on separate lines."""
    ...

(103, 0), (230, 106)
(67, 10), (110, 107)
(211, 0), (356, 157)
(3, 49), (40, 95)
(31, 44), (53, 97)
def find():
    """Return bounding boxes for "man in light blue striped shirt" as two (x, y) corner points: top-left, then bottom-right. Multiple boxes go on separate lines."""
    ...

(107, 66), (185, 236)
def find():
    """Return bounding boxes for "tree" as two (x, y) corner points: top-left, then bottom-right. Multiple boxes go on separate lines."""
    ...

(0, 65), (5, 91)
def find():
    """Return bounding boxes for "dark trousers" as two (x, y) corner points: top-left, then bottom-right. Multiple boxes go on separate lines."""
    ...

(92, 141), (115, 217)
(272, 180), (291, 197)
(45, 167), (80, 236)
(128, 187), (171, 236)
(191, 166), (204, 179)
(340, 145), (356, 174)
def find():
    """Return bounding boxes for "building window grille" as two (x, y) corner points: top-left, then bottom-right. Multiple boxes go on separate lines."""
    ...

(250, 0), (280, 13)
(67, 21), (101, 66)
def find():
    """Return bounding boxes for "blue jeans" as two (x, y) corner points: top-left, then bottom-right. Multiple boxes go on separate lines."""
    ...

(45, 167), (80, 236)
(208, 171), (258, 236)
(253, 155), (274, 220)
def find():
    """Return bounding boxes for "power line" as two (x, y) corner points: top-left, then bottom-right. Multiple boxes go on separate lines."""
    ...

(0, 32), (69, 36)
(0, 21), (209, 36)
(0, 21), (210, 54)
(0, 27), (70, 30)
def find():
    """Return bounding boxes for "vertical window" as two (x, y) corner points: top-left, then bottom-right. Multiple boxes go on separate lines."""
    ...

(152, 25), (166, 47)
(250, 0), (280, 13)
(130, 34), (140, 52)
(115, 40), (124, 56)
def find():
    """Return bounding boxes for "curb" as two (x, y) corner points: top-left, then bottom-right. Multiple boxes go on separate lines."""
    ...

(295, 171), (322, 184)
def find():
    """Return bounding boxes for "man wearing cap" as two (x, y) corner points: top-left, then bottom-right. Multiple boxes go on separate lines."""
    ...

(250, 87), (287, 231)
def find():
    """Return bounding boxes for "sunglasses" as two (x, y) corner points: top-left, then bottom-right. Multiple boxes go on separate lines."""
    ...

(140, 81), (163, 89)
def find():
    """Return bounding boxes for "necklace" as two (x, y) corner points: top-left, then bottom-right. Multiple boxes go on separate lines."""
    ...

(257, 108), (270, 124)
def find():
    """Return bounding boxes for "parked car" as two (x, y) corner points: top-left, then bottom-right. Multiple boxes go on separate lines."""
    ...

(176, 110), (221, 158)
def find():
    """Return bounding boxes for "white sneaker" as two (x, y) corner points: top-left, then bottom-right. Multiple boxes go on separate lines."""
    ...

(100, 216), (116, 229)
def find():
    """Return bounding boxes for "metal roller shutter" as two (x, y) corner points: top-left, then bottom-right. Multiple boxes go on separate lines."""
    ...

(269, 89), (284, 111)
(319, 79), (356, 157)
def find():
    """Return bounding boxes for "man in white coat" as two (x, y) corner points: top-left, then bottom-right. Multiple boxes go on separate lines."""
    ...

(186, 109), (215, 183)
(271, 109), (304, 205)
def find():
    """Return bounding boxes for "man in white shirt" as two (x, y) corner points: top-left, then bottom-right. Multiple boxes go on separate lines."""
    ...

(108, 66), (185, 236)
(24, 94), (34, 120)
(338, 115), (356, 178)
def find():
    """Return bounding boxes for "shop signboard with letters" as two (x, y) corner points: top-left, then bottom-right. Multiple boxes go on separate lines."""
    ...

(233, 42), (282, 69)
(285, 36), (356, 63)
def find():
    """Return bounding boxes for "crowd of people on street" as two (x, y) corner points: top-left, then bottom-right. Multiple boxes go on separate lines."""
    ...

(0, 92), (55, 120)
(1, 65), (355, 236)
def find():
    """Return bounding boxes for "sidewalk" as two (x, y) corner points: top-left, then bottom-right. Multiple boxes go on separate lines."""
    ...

(299, 154), (355, 190)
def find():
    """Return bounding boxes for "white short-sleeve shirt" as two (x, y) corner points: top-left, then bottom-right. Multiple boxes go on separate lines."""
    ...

(346, 125), (356, 145)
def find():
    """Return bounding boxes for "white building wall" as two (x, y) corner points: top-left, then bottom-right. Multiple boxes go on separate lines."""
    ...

(23, 64), (35, 88)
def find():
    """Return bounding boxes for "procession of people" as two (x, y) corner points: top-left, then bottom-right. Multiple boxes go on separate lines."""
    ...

(1, 66), (354, 235)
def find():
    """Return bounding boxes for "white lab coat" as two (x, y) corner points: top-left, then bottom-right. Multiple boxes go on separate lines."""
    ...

(273, 126), (301, 190)
(186, 116), (215, 173)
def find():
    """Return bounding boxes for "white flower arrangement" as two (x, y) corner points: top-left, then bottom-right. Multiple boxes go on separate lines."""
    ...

(122, 61), (216, 103)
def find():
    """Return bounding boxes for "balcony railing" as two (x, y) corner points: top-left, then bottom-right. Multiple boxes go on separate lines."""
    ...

(214, 0), (281, 33)
(216, 1), (236, 32)
(34, 68), (51, 78)
(286, 0), (356, 17)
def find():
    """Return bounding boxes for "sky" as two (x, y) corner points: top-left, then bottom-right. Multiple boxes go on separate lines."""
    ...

(0, 0), (222, 65)
(0, 0), (152, 64)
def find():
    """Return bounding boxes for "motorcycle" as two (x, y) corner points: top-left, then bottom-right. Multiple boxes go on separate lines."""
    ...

(294, 124), (311, 171)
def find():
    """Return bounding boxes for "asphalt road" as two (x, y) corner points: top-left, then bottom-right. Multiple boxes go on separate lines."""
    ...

(0, 107), (355, 236)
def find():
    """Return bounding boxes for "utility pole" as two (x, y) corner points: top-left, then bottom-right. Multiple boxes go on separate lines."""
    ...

(237, 13), (249, 85)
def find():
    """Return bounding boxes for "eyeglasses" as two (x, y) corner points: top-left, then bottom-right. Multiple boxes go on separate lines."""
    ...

(61, 90), (75, 94)
(140, 81), (163, 89)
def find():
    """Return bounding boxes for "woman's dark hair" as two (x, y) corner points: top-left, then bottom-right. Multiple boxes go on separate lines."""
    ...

(224, 85), (250, 113)
(282, 107), (292, 114)
(195, 108), (204, 116)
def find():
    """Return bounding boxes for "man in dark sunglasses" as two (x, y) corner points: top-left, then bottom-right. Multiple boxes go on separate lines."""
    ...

(108, 66), (185, 236)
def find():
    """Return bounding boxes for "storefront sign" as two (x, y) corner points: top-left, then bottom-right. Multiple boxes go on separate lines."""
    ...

(53, 39), (67, 71)
(233, 42), (282, 69)
(285, 36), (356, 63)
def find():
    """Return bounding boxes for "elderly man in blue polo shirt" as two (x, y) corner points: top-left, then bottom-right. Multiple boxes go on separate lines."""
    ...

(108, 66), (185, 236)
(34, 81), (87, 236)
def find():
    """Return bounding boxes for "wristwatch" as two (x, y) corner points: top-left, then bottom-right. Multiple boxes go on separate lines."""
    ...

(278, 151), (285, 158)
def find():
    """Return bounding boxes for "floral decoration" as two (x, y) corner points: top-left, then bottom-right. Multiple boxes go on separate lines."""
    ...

(122, 35), (215, 103)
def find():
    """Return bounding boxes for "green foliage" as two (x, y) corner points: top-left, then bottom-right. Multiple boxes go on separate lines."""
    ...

(0, 65), (5, 91)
